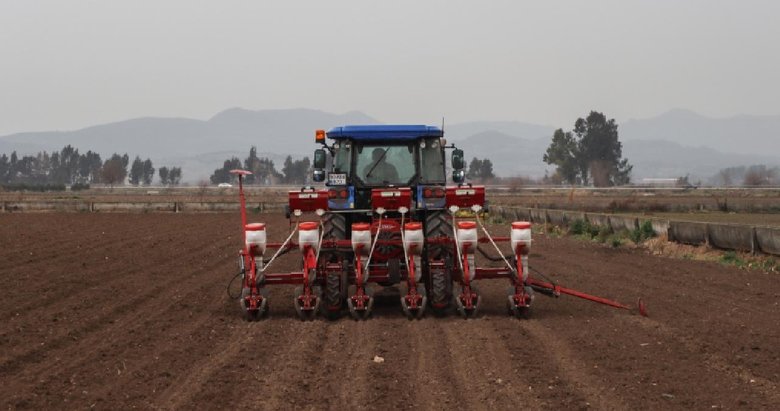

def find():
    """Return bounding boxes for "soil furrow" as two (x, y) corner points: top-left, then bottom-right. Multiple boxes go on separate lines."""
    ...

(58, 269), (240, 408)
(154, 325), (258, 410)
(0, 221), (235, 360)
(409, 319), (471, 409)
(250, 320), (330, 410)
(622, 315), (780, 406)
(0, 254), (231, 385)
(521, 320), (631, 410)
(490, 318), (591, 409)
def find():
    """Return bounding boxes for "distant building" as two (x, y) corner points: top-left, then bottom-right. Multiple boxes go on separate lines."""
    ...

(640, 178), (679, 187)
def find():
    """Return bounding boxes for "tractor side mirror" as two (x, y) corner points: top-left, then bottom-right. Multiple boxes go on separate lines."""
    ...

(312, 149), (326, 182)
(452, 169), (465, 183)
(451, 149), (464, 170)
(313, 149), (326, 169)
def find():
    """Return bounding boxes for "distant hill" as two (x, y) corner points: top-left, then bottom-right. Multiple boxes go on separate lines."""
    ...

(0, 139), (39, 157)
(621, 109), (780, 156)
(622, 139), (780, 182)
(2, 107), (780, 183)
(454, 131), (550, 177)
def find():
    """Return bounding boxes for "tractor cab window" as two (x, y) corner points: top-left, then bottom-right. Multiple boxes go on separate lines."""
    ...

(332, 141), (351, 174)
(355, 144), (415, 185)
(419, 138), (445, 183)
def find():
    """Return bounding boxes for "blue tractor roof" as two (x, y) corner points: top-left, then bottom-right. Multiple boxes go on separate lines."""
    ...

(326, 125), (443, 141)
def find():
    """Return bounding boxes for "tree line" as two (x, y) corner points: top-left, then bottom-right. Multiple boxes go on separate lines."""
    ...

(0, 145), (181, 188)
(210, 146), (311, 185)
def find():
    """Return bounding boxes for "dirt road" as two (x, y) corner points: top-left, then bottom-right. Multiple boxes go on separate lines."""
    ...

(1, 213), (778, 410)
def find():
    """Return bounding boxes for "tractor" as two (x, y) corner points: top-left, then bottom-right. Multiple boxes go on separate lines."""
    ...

(231, 125), (646, 321)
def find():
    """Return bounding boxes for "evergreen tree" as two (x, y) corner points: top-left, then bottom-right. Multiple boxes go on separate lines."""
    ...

(543, 129), (579, 184)
(210, 157), (242, 184)
(142, 159), (155, 185)
(0, 154), (9, 183)
(543, 111), (632, 186)
(467, 157), (482, 179)
(466, 157), (494, 181)
(79, 151), (102, 183)
(129, 156), (144, 186)
(479, 158), (495, 180)
(159, 166), (170, 185)
(168, 167), (182, 185)
(282, 155), (312, 184)
(243, 146), (281, 185)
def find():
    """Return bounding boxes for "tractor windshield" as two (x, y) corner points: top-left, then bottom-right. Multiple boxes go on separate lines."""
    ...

(419, 138), (445, 183)
(355, 144), (415, 185)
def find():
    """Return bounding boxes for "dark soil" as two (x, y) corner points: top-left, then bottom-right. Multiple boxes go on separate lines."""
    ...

(1, 213), (778, 410)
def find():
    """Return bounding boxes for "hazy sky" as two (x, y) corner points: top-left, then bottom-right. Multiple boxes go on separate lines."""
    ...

(1, 0), (779, 135)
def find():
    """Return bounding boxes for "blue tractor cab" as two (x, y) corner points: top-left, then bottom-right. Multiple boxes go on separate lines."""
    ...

(312, 125), (464, 211)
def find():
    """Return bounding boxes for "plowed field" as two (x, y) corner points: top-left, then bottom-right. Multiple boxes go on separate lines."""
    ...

(1, 213), (778, 410)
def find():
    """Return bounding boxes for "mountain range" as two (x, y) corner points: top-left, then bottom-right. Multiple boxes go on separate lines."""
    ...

(621, 109), (780, 156)
(1, 107), (779, 183)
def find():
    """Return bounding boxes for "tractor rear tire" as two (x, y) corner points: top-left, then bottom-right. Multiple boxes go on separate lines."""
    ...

(321, 213), (347, 320)
(425, 211), (454, 315)
(322, 212), (347, 241)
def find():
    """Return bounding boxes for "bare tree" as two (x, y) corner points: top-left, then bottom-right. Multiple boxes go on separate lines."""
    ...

(101, 154), (128, 188)
(743, 165), (775, 186)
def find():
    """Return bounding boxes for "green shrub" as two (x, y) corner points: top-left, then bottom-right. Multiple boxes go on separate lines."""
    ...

(639, 220), (655, 238)
(630, 220), (656, 244)
(570, 218), (609, 241)
(588, 223), (601, 238)
(629, 228), (642, 244)
(759, 258), (778, 272)
(720, 251), (746, 268)
(596, 225), (612, 243)
(569, 219), (588, 236)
